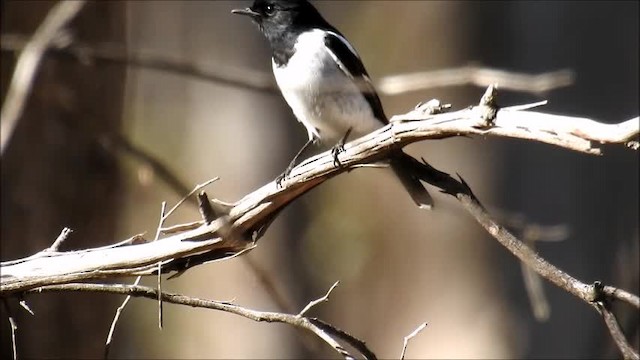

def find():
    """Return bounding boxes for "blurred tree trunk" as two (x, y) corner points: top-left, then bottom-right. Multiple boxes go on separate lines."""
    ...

(1, 1), (126, 358)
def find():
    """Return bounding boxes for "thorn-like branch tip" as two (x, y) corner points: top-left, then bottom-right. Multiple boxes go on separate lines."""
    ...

(400, 322), (428, 360)
(47, 227), (73, 252)
(298, 280), (340, 317)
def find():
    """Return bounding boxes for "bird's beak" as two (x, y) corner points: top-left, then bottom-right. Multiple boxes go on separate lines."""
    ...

(231, 8), (261, 18)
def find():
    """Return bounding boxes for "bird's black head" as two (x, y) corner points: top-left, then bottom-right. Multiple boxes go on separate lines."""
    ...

(232, 0), (331, 43)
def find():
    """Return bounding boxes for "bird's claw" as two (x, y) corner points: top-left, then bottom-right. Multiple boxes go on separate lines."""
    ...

(331, 128), (352, 168)
(331, 143), (345, 168)
(275, 166), (293, 188)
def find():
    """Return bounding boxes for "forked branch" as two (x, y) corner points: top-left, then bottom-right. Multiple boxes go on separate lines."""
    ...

(1, 88), (638, 358)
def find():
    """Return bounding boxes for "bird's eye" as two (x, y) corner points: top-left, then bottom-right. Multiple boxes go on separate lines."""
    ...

(264, 4), (275, 15)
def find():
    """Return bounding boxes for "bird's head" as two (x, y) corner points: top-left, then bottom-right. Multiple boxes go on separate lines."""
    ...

(232, 0), (327, 41)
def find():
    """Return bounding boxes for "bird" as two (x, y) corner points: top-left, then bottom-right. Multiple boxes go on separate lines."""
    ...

(232, 0), (433, 209)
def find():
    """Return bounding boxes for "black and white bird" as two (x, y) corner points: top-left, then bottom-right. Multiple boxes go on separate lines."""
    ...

(233, 0), (433, 209)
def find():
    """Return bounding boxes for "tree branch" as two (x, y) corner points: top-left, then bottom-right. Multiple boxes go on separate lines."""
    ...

(1, 34), (574, 97)
(27, 282), (375, 360)
(0, 1), (86, 155)
(378, 65), (574, 95)
(596, 301), (639, 360)
(2, 94), (637, 294)
(400, 322), (428, 360)
(1, 90), (637, 357)
(397, 157), (639, 358)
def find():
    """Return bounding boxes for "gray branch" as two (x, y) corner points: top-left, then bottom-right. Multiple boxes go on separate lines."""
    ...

(28, 283), (376, 360)
(0, 1), (86, 155)
(1, 90), (638, 358)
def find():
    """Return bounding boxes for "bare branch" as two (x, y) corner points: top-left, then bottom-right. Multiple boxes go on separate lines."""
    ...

(103, 133), (194, 199)
(298, 281), (340, 317)
(497, 211), (571, 322)
(105, 201), (168, 358)
(603, 286), (640, 310)
(2, 94), (637, 295)
(46, 227), (73, 252)
(308, 318), (378, 360)
(378, 65), (574, 95)
(1, 34), (276, 94)
(2, 299), (18, 360)
(240, 256), (296, 314)
(390, 104), (638, 155)
(0, 1), (86, 155)
(400, 322), (428, 360)
(1, 34), (574, 97)
(29, 283), (375, 360)
(595, 302), (639, 360)
(155, 202), (167, 331)
(0, 213), (241, 294)
(400, 157), (639, 357)
(520, 244), (552, 322)
(103, 276), (141, 359)
(18, 300), (34, 316)
(1, 90), (637, 357)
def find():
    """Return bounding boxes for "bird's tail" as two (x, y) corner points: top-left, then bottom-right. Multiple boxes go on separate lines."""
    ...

(389, 151), (434, 210)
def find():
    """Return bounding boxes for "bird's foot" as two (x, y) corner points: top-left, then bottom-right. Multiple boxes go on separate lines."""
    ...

(332, 128), (352, 168)
(331, 143), (345, 168)
(275, 165), (293, 188)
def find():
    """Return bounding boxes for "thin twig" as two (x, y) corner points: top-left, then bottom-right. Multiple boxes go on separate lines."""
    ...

(104, 133), (194, 199)
(520, 244), (551, 321)
(1, 34), (276, 94)
(105, 200), (168, 358)
(2, 299), (18, 360)
(400, 322), (428, 360)
(0, 1), (86, 155)
(156, 202), (167, 330)
(105, 179), (220, 355)
(595, 302), (639, 360)
(378, 65), (574, 95)
(496, 210), (571, 321)
(47, 227), (73, 252)
(309, 318), (378, 360)
(1, 35), (574, 97)
(404, 157), (639, 358)
(103, 275), (141, 359)
(298, 281), (340, 316)
(18, 300), (34, 315)
(164, 178), (219, 219)
(241, 255), (296, 314)
(108, 132), (289, 313)
(30, 282), (376, 360)
(603, 286), (640, 309)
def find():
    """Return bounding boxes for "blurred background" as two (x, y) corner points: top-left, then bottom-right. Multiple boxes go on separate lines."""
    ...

(1, 1), (638, 358)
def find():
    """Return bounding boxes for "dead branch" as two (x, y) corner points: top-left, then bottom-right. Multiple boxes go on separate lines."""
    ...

(2, 299), (18, 360)
(1, 89), (638, 358)
(398, 157), (639, 359)
(400, 322), (428, 360)
(0, 1), (86, 155)
(378, 65), (574, 95)
(1, 92), (637, 294)
(1, 34), (573, 97)
(27, 282), (375, 360)
(596, 301), (639, 360)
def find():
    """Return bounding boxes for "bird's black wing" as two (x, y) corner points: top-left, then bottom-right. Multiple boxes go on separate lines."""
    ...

(324, 31), (387, 124)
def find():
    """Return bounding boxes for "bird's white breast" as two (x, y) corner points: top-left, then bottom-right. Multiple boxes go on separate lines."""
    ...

(272, 29), (382, 142)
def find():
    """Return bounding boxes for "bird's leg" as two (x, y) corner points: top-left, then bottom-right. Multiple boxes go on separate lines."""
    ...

(276, 138), (317, 187)
(331, 128), (352, 168)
